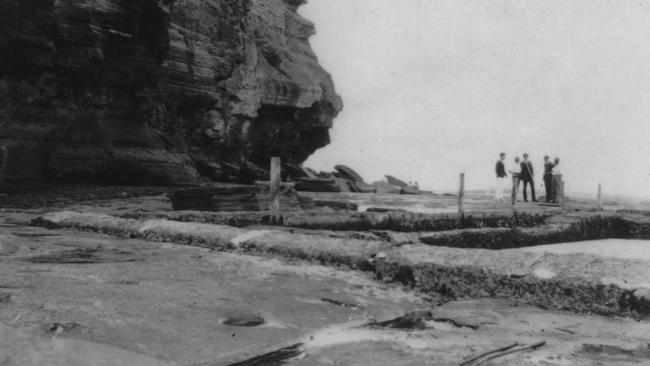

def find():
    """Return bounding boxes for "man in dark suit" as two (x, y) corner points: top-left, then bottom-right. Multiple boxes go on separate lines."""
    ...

(543, 155), (555, 202)
(494, 152), (507, 201)
(520, 153), (536, 202)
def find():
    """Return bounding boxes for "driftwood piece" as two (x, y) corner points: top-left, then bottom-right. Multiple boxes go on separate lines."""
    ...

(459, 342), (518, 366)
(463, 341), (546, 366)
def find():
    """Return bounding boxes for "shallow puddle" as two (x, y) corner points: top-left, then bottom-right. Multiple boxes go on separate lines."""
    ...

(23, 248), (144, 264)
(304, 322), (433, 351)
(518, 239), (650, 260)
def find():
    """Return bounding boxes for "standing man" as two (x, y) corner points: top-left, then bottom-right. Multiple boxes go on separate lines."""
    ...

(552, 158), (562, 203)
(494, 153), (507, 201)
(520, 153), (537, 202)
(543, 155), (555, 202)
(509, 156), (521, 204)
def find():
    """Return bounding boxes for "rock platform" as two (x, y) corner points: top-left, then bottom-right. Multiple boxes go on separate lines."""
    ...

(32, 207), (650, 318)
(2, 187), (650, 365)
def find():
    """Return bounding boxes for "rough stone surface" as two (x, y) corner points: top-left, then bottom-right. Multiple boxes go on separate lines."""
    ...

(385, 175), (408, 188)
(334, 164), (365, 183)
(0, 218), (428, 366)
(295, 177), (342, 192)
(418, 213), (650, 250)
(312, 199), (358, 211)
(169, 184), (309, 211)
(32, 209), (650, 318)
(399, 185), (419, 195)
(0, 0), (341, 185)
(6, 189), (650, 365)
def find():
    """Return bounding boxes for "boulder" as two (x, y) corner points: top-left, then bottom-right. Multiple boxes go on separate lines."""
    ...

(283, 163), (317, 180)
(369, 180), (402, 194)
(399, 186), (420, 195)
(385, 175), (408, 188)
(334, 165), (365, 183)
(220, 163), (241, 179)
(195, 161), (224, 182)
(294, 178), (341, 193)
(304, 167), (320, 178)
(348, 180), (377, 193)
(333, 178), (353, 192)
(315, 171), (335, 179)
(239, 162), (269, 185)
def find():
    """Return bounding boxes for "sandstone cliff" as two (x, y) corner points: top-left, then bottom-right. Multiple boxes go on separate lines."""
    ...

(0, 0), (341, 185)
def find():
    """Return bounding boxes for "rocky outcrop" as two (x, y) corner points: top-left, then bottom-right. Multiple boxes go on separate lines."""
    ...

(295, 164), (376, 193)
(334, 164), (364, 183)
(0, 0), (341, 185)
(369, 179), (401, 194)
(399, 185), (419, 195)
(385, 175), (408, 188)
(333, 164), (375, 193)
(295, 177), (341, 192)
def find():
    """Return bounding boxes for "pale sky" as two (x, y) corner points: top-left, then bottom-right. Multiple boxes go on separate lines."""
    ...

(301, 0), (650, 197)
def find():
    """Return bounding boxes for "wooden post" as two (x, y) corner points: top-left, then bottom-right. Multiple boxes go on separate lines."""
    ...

(597, 183), (603, 210)
(558, 175), (566, 210)
(458, 173), (465, 214)
(269, 156), (281, 222)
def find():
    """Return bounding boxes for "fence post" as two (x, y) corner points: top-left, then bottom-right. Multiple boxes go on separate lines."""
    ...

(558, 176), (566, 211)
(269, 156), (281, 223)
(458, 173), (465, 214)
(597, 183), (603, 210)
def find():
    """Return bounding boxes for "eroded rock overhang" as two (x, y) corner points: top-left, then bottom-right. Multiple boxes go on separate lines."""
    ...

(0, 0), (342, 184)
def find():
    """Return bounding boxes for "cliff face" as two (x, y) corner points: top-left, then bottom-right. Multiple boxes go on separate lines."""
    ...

(0, 0), (341, 185)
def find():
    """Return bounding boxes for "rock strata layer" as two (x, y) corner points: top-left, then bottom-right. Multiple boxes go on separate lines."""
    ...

(0, 0), (341, 185)
(169, 184), (311, 211)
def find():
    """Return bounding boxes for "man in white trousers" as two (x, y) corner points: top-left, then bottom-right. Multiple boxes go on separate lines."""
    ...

(509, 156), (522, 203)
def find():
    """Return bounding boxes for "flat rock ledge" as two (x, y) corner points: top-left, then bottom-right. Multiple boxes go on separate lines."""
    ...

(32, 211), (650, 318)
